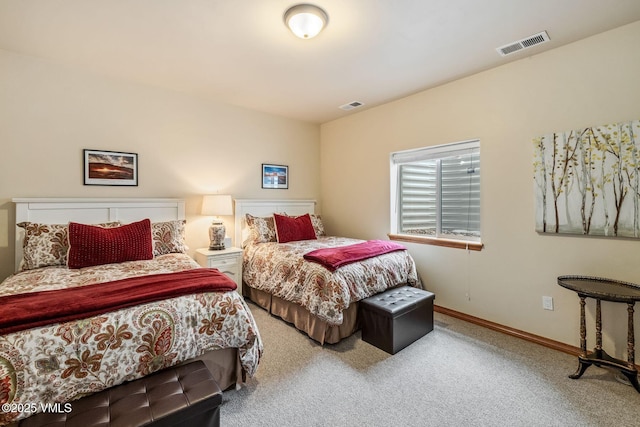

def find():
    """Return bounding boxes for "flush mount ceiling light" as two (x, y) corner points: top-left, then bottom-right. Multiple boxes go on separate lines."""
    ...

(284, 4), (328, 39)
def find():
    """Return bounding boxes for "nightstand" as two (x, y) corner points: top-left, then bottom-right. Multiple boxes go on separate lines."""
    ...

(195, 247), (243, 294)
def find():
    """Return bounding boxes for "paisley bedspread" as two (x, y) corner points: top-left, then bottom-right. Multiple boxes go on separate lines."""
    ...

(243, 237), (419, 325)
(0, 254), (262, 426)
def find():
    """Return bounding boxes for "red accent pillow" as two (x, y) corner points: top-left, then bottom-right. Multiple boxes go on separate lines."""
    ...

(273, 213), (317, 243)
(68, 219), (154, 268)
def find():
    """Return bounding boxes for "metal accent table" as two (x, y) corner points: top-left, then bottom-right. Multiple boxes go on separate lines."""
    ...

(558, 275), (640, 392)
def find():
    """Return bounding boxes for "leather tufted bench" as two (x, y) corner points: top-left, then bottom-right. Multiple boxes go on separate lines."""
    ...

(360, 286), (435, 354)
(19, 360), (222, 427)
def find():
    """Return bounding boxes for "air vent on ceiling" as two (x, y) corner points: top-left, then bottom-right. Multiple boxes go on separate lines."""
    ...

(339, 101), (364, 111)
(496, 31), (550, 57)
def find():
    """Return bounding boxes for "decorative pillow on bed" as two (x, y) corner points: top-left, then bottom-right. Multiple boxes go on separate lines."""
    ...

(282, 213), (325, 237)
(67, 219), (154, 268)
(17, 221), (121, 271)
(309, 214), (326, 237)
(151, 219), (188, 256)
(273, 213), (317, 243)
(243, 214), (277, 247)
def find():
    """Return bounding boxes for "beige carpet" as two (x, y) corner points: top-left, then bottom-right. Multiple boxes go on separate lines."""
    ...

(221, 301), (639, 426)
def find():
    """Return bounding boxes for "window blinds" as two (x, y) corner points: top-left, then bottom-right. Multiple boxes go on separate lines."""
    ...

(393, 140), (480, 239)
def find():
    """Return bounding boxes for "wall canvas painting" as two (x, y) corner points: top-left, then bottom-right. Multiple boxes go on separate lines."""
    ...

(533, 119), (640, 238)
(84, 149), (138, 186)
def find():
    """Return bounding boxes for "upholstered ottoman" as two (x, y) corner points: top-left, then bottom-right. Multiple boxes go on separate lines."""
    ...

(20, 360), (222, 427)
(360, 286), (435, 354)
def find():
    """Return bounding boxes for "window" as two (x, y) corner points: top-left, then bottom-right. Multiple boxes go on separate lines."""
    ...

(389, 140), (482, 250)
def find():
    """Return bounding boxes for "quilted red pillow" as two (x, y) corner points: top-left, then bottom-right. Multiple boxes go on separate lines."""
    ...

(273, 213), (317, 243)
(68, 219), (154, 268)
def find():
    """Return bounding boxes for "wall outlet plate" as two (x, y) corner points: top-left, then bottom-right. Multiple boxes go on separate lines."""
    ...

(542, 296), (554, 311)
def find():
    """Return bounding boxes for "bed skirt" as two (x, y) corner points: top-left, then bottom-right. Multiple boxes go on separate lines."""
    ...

(187, 347), (241, 391)
(244, 286), (359, 344)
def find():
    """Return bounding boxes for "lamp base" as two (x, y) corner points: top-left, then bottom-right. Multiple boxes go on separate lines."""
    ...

(208, 221), (226, 251)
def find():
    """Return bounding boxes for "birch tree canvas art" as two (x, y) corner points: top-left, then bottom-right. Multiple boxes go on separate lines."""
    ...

(533, 119), (640, 237)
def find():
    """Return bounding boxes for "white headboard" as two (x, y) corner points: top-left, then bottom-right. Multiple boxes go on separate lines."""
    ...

(234, 199), (316, 247)
(13, 198), (185, 272)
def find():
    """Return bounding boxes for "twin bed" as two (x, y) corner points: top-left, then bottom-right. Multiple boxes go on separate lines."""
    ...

(1, 198), (419, 425)
(235, 199), (419, 345)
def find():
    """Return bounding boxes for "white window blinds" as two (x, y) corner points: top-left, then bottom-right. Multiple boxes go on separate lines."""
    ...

(391, 140), (480, 241)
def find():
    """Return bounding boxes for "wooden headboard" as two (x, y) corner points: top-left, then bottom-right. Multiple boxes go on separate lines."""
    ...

(233, 199), (316, 247)
(13, 198), (185, 272)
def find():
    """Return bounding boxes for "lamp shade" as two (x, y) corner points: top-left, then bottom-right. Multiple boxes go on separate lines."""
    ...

(284, 4), (328, 39)
(201, 194), (233, 216)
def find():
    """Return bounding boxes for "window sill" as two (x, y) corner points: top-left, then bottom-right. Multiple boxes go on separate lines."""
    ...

(388, 233), (484, 251)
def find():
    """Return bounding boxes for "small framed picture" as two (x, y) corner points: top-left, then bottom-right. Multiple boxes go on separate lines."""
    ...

(262, 164), (288, 189)
(84, 149), (138, 186)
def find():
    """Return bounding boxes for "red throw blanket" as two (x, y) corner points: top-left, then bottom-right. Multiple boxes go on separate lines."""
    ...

(303, 240), (406, 271)
(0, 268), (236, 335)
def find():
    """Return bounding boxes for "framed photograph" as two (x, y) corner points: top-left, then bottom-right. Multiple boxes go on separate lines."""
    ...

(83, 149), (138, 186)
(262, 163), (288, 189)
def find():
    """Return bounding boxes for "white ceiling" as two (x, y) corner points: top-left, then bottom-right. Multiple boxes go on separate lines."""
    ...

(1, 1), (640, 124)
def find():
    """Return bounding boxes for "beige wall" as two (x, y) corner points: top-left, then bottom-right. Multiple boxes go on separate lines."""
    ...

(0, 49), (320, 281)
(320, 21), (640, 353)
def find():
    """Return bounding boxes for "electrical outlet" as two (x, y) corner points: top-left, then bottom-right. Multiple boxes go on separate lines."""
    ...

(542, 296), (554, 311)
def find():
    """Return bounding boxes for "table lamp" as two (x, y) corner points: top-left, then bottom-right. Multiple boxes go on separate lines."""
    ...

(201, 194), (233, 250)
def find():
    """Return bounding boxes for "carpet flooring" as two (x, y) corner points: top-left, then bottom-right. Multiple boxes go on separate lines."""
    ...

(221, 302), (639, 426)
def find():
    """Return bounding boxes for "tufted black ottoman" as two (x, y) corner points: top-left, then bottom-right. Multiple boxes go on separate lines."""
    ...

(360, 286), (435, 354)
(19, 360), (222, 427)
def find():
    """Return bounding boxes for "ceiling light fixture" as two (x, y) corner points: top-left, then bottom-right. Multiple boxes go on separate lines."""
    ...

(284, 4), (328, 39)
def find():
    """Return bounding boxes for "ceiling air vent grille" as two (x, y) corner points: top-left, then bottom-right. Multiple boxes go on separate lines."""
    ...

(496, 31), (550, 57)
(339, 101), (364, 111)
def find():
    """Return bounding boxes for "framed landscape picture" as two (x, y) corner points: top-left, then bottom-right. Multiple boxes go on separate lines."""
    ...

(262, 163), (288, 189)
(84, 149), (138, 186)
